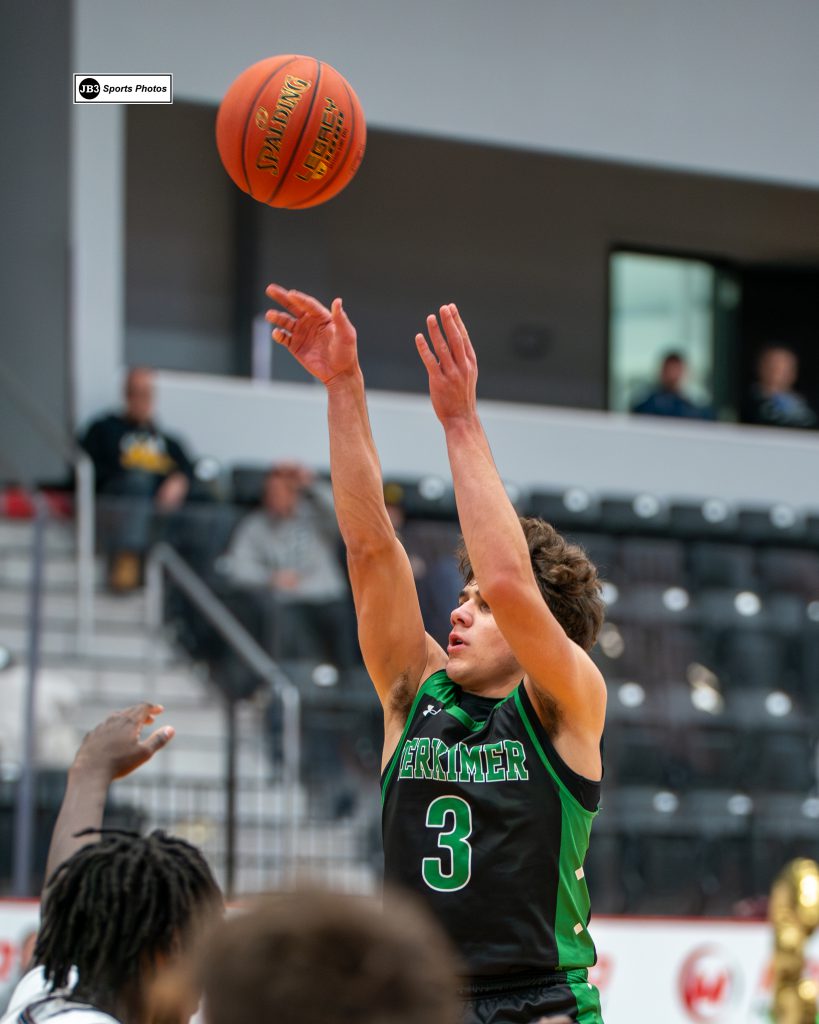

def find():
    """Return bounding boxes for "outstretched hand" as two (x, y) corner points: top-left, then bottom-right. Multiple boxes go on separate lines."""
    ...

(415, 304), (478, 425)
(71, 703), (175, 782)
(265, 284), (358, 385)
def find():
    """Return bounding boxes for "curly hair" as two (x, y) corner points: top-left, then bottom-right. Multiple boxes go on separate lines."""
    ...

(456, 516), (604, 651)
(35, 829), (222, 1012)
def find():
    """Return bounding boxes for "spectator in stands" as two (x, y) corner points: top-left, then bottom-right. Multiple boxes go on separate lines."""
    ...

(222, 462), (356, 670)
(1, 703), (222, 1024)
(742, 345), (817, 429)
(79, 368), (196, 592)
(199, 887), (460, 1024)
(631, 352), (714, 420)
(383, 481), (462, 651)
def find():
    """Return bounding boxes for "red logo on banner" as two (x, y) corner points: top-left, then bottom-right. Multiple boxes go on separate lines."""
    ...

(679, 945), (741, 1021)
(589, 953), (613, 996)
(0, 940), (14, 982)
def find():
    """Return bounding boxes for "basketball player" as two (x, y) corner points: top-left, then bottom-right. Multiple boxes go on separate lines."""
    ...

(266, 286), (606, 1024)
(2, 705), (222, 1024)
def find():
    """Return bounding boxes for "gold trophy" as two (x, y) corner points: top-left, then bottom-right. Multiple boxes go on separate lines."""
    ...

(770, 858), (819, 1024)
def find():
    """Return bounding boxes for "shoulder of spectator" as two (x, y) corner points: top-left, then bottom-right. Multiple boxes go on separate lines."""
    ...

(79, 410), (117, 440)
(631, 391), (657, 414)
(163, 432), (195, 475)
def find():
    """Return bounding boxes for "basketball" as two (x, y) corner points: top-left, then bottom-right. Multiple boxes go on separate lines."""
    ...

(215, 54), (366, 209)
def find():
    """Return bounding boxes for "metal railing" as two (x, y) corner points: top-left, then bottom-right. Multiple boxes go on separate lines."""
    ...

(0, 364), (95, 895)
(0, 361), (95, 651)
(144, 543), (302, 893)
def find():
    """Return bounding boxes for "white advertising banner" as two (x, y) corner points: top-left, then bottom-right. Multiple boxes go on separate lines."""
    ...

(2, 901), (819, 1023)
(590, 916), (819, 1024)
(0, 901), (40, 1011)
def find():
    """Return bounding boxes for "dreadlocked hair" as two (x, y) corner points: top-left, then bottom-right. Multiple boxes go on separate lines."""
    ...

(456, 516), (605, 652)
(34, 828), (222, 1008)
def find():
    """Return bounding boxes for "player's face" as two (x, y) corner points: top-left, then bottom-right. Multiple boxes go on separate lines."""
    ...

(446, 581), (522, 694)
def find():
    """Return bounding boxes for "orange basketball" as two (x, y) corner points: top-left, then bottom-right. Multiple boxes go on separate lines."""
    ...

(215, 55), (366, 209)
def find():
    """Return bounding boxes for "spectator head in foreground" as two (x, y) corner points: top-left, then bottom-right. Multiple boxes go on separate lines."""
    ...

(200, 887), (460, 1024)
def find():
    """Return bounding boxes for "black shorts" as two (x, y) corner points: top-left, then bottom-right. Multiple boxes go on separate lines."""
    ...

(460, 970), (603, 1024)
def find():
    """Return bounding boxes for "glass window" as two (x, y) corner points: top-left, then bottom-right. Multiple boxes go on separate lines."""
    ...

(609, 252), (717, 414)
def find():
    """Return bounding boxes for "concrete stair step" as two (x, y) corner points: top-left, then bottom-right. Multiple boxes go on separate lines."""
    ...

(0, 550), (105, 588)
(0, 588), (147, 626)
(66, 699), (227, 736)
(0, 520), (379, 896)
(49, 663), (210, 705)
(0, 609), (150, 638)
(0, 622), (153, 660)
(114, 777), (305, 822)
(0, 518), (77, 554)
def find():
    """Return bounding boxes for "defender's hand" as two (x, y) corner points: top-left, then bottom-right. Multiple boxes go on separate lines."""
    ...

(265, 284), (359, 386)
(415, 303), (478, 426)
(71, 704), (175, 782)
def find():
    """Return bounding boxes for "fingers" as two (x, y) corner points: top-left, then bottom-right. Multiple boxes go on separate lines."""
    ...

(415, 333), (439, 375)
(142, 725), (176, 756)
(425, 313), (454, 370)
(264, 283), (302, 315)
(123, 703), (164, 724)
(330, 297), (352, 332)
(265, 309), (297, 347)
(288, 289), (331, 316)
(446, 303), (470, 344)
(439, 304), (466, 363)
(265, 284), (330, 318)
(265, 310), (297, 331)
(265, 283), (290, 304)
(422, 304), (471, 369)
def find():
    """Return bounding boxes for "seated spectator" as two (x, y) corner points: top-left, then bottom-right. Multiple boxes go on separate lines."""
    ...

(199, 886), (460, 1024)
(221, 463), (357, 670)
(631, 353), (714, 420)
(79, 368), (196, 591)
(1, 703), (222, 1024)
(383, 482), (462, 651)
(742, 345), (817, 429)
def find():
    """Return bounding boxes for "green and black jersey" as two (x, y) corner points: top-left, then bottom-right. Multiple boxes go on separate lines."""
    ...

(381, 670), (601, 978)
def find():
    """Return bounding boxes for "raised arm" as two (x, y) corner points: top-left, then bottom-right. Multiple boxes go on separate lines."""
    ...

(415, 306), (605, 759)
(265, 286), (445, 728)
(44, 704), (174, 889)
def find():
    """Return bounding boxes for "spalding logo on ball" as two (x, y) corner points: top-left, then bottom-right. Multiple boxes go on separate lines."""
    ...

(216, 54), (366, 209)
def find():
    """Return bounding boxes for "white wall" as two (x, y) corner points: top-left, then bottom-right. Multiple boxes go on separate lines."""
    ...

(70, 105), (124, 428)
(69, 0), (819, 491)
(74, 0), (819, 188)
(156, 371), (819, 508)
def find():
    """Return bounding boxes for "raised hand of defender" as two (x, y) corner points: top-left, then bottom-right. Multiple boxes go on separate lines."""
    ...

(71, 703), (175, 782)
(415, 303), (478, 425)
(265, 284), (359, 385)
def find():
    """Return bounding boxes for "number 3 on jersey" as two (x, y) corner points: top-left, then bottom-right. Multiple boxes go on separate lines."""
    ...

(422, 795), (473, 892)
